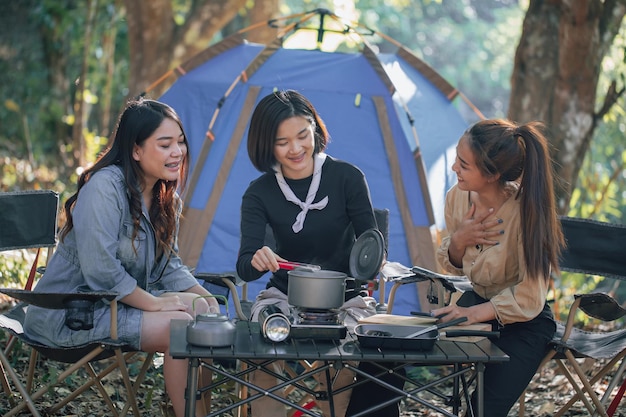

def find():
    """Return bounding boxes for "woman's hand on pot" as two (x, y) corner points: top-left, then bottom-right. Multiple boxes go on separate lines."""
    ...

(251, 246), (286, 273)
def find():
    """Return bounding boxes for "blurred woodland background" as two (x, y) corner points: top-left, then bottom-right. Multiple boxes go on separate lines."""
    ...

(1, 0), (626, 312)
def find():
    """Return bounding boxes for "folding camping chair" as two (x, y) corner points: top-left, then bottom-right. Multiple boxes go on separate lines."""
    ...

(518, 217), (626, 417)
(0, 190), (154, 417)
(381, 215), (626, 416)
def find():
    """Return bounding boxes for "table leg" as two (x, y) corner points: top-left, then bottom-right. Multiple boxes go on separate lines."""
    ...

(185, 357), (200, 417)
(323, 365), (336, 417)
(475, 362), (485, 417)
(452, 363), (460, 415)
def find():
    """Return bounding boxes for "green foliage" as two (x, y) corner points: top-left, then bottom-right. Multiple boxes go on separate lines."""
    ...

(280, 0), (523, 117)
(551, 272), (598, 325)
(0, 1), (129, 177)
(0, 3), (53, 164)
(1, 0), (625, 327)
(569, 27), (626, 224)
(0, 250), (39, 288)
(556, 15), (626, 323)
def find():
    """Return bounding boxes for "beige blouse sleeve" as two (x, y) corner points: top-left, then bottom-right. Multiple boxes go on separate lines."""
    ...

(437, 185), (550, 325)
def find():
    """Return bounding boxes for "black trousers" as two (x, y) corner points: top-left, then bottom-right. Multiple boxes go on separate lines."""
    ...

(458, 292), (556, 417)
(345, 361), (406, 417)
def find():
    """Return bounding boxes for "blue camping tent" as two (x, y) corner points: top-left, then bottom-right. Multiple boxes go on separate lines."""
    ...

(155, 12), (480, 315)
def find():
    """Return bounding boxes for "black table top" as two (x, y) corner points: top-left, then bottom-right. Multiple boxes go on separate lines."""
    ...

(170, 319), (509, 365)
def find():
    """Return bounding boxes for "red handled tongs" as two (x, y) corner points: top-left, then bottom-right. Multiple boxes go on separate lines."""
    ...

(278, 261), (322, 271)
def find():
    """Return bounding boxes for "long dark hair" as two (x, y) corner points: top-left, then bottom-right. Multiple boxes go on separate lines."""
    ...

(60, 98), (190, 256)
(247, 90), (329, 173)
(465, 118), (565, 280)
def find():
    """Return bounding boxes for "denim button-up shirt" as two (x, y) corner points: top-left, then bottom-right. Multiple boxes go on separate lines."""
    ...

(24, 165), (199, 348)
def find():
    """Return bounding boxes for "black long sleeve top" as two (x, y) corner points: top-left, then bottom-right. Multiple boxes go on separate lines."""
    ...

(236, 156), (377, 297)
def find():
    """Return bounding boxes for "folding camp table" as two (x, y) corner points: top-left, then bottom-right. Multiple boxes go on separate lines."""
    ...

(170, 319), (508, 417)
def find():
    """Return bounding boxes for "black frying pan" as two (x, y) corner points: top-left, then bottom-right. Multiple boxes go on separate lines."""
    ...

(354, 321), (499, 351)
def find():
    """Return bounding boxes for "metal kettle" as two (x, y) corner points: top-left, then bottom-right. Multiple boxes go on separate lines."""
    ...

(186, 295), (236, 347)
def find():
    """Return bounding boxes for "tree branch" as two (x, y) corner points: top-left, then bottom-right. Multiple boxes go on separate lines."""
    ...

(594, 79), (626, 122)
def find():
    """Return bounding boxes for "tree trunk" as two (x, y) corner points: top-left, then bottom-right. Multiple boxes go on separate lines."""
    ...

(246, 0), (281, 44)
(508, 0), (626, 213)
(124, 0), (248, 98)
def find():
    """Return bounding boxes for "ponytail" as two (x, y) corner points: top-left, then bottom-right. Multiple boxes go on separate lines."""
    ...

(515, 122), (565, 279)
(466, 119), (565, 280)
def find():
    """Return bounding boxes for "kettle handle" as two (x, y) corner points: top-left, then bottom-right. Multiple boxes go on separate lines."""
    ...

(192, 294), (229, 317)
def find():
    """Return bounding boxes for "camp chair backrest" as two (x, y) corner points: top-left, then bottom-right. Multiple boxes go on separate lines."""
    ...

(559, 216), (626, 280)
(518, 217), (626, 417)
(0, 191), (154, 417)
(0, 190), (58, 252)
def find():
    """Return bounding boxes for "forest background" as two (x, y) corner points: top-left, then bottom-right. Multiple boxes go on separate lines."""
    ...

(1, 0), (626, 313)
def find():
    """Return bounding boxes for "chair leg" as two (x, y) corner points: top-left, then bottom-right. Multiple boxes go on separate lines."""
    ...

(44, 350), (152, 417)
(119, 352), (155, 417)
(1, 356), (14, 405)
(554, 354), (609, 417)
(114, 349), (142, 417)
(44, 346), (117, 415)
(518, 388), (526, 417)
(0, 348), (42, 417)
(607, 374), (626, 417)
(236, 360), (249, 417)
(603, 358), (626, 417)
(26, 347), (38, 393)
(557, 350), (626, 417)
(386, 282), (401, 314)
(4, 345), (106, 417)
(48, 361), (121, 415)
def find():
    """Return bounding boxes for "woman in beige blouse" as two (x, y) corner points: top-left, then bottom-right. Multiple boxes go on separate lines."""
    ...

(431, 119), (565, 417)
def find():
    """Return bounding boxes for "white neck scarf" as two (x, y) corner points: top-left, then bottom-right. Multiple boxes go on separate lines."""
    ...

(274, 153), (329, 233)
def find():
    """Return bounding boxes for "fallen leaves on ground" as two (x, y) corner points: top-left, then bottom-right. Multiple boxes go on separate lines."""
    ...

(4, 278), (626, 417)
(1, 331), (626, 416)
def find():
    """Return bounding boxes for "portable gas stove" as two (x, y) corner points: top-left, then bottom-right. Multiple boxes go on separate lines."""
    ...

(287, 307), (347, 340)
(259, 228), (385, 343)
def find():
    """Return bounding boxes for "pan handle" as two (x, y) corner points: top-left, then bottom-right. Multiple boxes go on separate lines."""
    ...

(410, 311), (446, 319)
(405, 316), (468, 338)
(444, 330), (500, 339)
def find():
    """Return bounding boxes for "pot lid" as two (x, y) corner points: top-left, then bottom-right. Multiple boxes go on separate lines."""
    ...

(349, 228), (385, 281)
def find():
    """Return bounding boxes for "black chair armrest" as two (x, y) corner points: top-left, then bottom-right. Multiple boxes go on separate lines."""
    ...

(194, 272), (244, 287)
(575, 292), (626, 322)
(0, 288), (119, 331)
(409, 266), (472, 293)
(0, 288), (117, 309)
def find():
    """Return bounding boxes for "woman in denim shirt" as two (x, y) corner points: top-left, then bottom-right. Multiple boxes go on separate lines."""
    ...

(24, 99), (218, 417)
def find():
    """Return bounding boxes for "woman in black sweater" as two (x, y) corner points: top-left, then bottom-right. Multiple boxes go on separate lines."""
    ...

(236, 90), (403, 417)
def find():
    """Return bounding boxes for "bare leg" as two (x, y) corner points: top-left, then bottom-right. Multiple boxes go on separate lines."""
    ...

(141, 292), (210, 417)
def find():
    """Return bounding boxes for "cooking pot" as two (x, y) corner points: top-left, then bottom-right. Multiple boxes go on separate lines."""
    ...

(287, 228), (385, 310)
(287, 269), (347, 309)
(186, 295), (236, 347)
